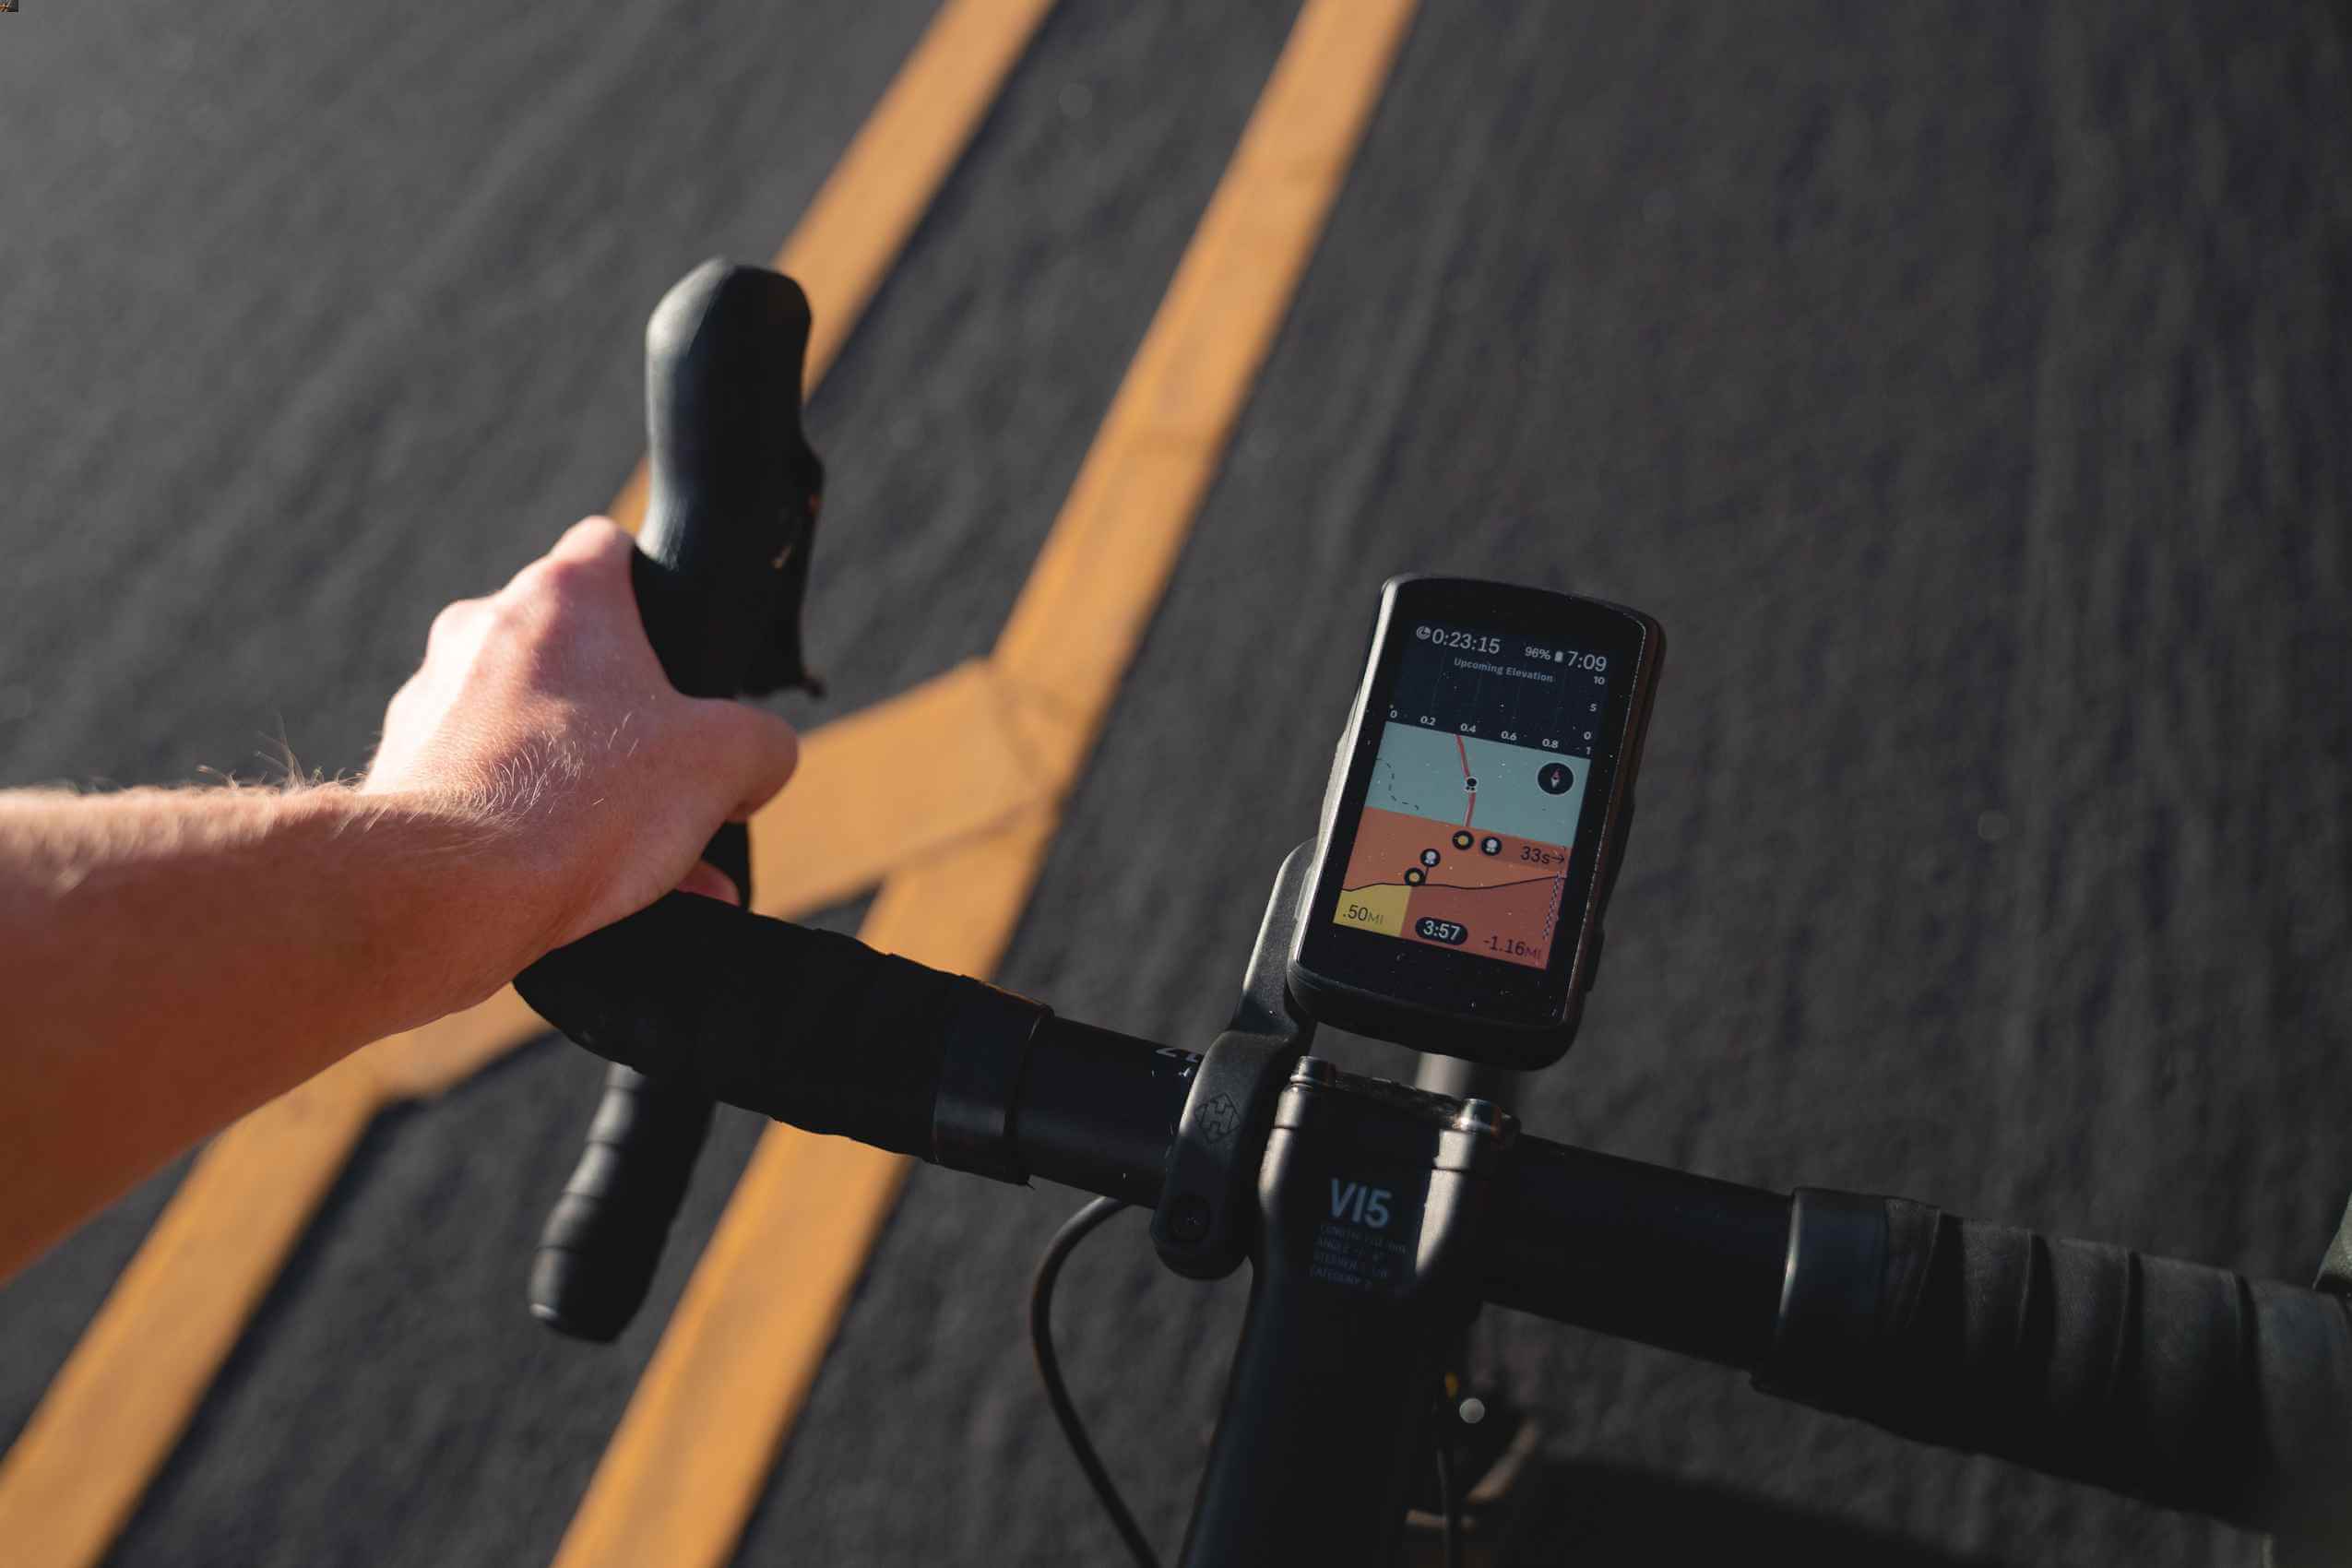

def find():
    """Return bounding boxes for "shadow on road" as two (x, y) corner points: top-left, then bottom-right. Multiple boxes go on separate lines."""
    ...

(1469, 1457), (1997, 1568)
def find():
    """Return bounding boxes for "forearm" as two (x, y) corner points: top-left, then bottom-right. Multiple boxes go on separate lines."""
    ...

(0, 519), (798, 1282)
(0, 785), (559, 1278)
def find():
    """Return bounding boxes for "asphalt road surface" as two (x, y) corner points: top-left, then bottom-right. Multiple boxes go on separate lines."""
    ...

(6, 2), (2351, 1564)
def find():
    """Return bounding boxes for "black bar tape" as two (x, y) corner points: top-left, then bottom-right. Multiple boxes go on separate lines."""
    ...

(1758, 1194), (2352, 1548)
(526, 1064), (714, 1340)
(517, 893), (964, 1158)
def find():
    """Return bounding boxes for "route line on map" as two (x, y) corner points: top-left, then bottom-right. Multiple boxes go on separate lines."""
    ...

(1344, 873), (1562, 895)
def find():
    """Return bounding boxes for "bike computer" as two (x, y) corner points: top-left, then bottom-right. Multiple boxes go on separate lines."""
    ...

(1289, 576), (1662, 1068)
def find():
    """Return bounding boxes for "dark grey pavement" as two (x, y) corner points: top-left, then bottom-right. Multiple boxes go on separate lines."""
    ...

(5, 2), (2351, 1564)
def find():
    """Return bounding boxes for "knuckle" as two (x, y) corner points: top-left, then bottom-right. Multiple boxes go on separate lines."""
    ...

(512, 548), (602, 609)
(504, 554), (556, 597)
(426, 598), (482, 646)
(562, 516), (625, 556)
(545, 551), (604, 595)
(485, 591), (543, 641)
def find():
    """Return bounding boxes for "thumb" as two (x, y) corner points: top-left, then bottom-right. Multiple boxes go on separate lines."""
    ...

(696, 699), (802, 821)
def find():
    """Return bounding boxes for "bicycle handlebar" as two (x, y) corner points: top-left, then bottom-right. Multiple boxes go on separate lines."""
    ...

(522, 893), (2352, 1549)
(515, 260), (824, 1341)
(1762, 1192), (2352, 1549)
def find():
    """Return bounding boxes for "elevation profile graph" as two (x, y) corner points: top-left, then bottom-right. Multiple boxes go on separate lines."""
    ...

(1333, 723), (1588, 968)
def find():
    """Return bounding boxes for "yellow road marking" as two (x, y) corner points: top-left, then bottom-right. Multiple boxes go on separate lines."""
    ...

(993, 0), (1419, 733)
(551, 4), (1420, 1564)
(745, 659), (1063, 913)
(0, 1070), (376, 1567)
(779, 0), (1061, 385)
(0, 2), (1059, 1562)
(603, 0), (1059, 532)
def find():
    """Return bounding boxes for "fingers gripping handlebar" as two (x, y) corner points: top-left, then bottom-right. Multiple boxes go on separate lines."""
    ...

(514, 260), (823, 1342)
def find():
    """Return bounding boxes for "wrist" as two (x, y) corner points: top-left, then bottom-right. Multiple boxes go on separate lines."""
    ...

(283, 785), (570, 1021)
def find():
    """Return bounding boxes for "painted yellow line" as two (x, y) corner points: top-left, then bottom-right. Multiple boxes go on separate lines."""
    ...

(0, 1066), (377, 1568)
(550, 4), (1420, 1564)
(745, 659), (1062, 913)
(0, 3), (1060, 1562)
(992, 0), (1416, 738)
(608, 0), (1062, 530)
(780, 0), (1061, 384)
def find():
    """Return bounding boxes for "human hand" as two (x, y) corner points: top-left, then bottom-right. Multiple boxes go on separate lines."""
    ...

(362, 517), (799, 957)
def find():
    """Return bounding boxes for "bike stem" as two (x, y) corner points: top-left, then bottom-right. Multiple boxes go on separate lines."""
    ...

(1150, 845), (1520, 1563)
(1179, 1057), (1515, 1565)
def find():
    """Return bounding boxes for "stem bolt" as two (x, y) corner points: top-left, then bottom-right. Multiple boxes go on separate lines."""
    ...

(1289, 1055), (1340, 1088)
(1454, 1098), (1512, 1141)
